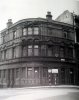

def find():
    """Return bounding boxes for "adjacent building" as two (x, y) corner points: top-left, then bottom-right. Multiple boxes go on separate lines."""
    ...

(0, 11), (78, 87)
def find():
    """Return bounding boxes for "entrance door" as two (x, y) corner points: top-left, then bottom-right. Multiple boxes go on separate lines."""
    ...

(51, 73), (58, 85)
(48, 69), (59, 85)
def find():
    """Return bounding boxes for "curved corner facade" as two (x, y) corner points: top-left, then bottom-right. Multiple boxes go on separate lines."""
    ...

(0, 17), (78, 87)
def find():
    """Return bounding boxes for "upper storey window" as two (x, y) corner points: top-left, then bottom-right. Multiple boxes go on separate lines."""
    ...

(13, 31), (17, 39)
(28, 28), (32, 35)
(64, 31), (68, 38)
(34, 27), (39, 35)
(28, 45), (32, 56)
(23, 28), (27, 36)
(34, 45), (39, 56)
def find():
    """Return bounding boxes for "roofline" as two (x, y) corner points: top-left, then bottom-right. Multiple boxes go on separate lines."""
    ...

(1, 17), (74, 33)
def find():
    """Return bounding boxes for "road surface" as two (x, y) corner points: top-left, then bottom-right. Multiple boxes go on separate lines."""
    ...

(0, 86), (79, 100)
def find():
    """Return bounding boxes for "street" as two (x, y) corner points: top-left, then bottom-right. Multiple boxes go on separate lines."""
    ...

(0, 86), (79, 100)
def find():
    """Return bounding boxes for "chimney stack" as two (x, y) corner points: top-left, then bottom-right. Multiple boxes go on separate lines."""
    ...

(7, 19), (13, 28)
(46, 11), (52, 21)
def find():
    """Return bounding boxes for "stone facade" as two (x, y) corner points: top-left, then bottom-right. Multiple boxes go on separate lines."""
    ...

(0, 12), (78, 87)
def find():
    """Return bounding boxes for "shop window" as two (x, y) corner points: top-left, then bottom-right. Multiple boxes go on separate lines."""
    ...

(34, 27), (39, 35)
(16, 68), (19, 78)
(28, 28), (32, 35)
(34, 67), (39, 78)
(23, 28), (27, 36)
(69, 68), (74, 84)
(43, 67), (48, 77)
(28, 45), (32, 56)
(3, 70), (6, 78)
(22, 67), (26, 78)
(27, 67), (32, 78)
(34, 45), (39, 56)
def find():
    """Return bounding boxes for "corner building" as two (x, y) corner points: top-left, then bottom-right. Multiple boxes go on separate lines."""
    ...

(0, 12), (78, 87)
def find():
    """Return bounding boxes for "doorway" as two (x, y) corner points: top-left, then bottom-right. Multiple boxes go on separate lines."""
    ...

(48, 69), (59, 85)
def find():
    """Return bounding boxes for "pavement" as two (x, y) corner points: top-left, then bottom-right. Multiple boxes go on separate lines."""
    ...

(0, 85), (79, 100)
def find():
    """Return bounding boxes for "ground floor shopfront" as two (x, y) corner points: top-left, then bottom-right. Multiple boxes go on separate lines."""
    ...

(0, 62), (77, 88)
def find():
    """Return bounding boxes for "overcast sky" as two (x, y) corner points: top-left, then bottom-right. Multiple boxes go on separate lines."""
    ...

(0, 0), (79, 31)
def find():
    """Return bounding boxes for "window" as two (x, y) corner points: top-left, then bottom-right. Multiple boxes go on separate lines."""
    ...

(22, 46), (27, 57)
(34, 45), (39, 56)
(43, 67), (48, 77)
(64, 32), (67, 38)
(1, 51), (5, 60)
(13, 31), (17, 39)
(27, 67), (32, 78)
(41, 45), (46, 56)
(0, 70), (1, 78)
(21, 67), (26, 78)
(13, 46), (20, 58)
(68, 48), (73, 58)
(5, 49), (9, 59)
(23, 28), (27, 36)
(16, 68), (19, 78)
(60, 47), (65, 57)
(28, 45), (32, 56)
(48, 28), (52, 36)
(34, 27), (39, 35)
(34, 67), (39, 78)
(3, 70), (6, 78)
(47, 46), (53, 56)
(13, 47), (16, 58)
(28, 28), (32, 35)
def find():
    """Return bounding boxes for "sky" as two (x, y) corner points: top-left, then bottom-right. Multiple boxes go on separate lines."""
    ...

(0, 0), (79, 31)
